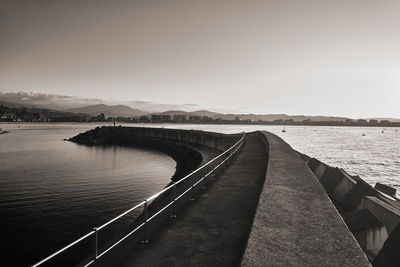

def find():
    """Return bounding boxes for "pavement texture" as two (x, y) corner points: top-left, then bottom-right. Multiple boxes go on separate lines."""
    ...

(241, 132), (371, 267)
(109, 134), (268, 267)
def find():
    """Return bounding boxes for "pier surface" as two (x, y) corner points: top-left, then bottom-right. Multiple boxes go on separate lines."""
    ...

(68, 127), (372, 266)
(241, 132), (370, 266)
(114, 135), (267, 266)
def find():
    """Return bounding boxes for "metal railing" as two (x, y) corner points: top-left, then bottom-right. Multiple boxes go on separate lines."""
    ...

(32, 132), (245, 267)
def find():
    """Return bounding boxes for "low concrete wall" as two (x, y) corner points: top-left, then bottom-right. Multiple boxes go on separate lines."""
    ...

(70, 126), (241, 151)
(69, 126), (241, 181)
(241, 132), (370, 266)
(112, 126), (241, 151)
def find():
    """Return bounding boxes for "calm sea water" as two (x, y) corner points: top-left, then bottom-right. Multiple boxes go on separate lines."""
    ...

(1, 123), (399, 266)
(0, 123), (176, 266)
(157, 124), (400, 196)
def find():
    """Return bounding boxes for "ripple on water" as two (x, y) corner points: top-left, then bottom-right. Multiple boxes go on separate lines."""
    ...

(0, 123), (176, 266)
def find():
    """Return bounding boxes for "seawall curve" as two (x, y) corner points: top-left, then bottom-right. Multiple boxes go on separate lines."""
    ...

(69, 126), (241, 181)
(56, 127), (373, 266)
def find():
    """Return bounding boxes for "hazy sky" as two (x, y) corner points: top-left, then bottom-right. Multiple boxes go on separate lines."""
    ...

(1, 0), (399, 117)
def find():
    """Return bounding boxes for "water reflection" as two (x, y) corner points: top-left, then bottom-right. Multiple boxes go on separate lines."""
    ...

(0, 123), (176, 266)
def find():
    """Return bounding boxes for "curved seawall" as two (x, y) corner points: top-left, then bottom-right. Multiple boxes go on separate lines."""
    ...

(103, 131), (268, 267)
(87, 129), (370, 266)
(37, 127), (380, 266)
(69, 126), (241, 181)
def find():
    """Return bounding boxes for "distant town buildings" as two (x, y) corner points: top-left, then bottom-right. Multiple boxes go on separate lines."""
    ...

(1, 104), (399, 127)
(113, 113), (400, 127)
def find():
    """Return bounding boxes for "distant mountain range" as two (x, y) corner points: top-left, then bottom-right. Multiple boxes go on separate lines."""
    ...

(0, 91), (200, 113)
(65, 104), (148, 117)
(1, 91), (399, 122)
(0, 102), (89, 120)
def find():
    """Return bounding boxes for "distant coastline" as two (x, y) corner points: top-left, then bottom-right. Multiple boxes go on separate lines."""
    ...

(1, 120), (400, 128)
(1, 102), (399, 127)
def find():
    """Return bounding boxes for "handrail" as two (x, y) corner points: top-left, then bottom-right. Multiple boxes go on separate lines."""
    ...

(32, 231), (95, 267)
(32, 132), (245, 267)
(97, 201), (146, 231)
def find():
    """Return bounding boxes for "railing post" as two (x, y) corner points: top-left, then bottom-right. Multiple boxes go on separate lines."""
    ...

(142, 200), (149, 244)
(210, 161), (215, 181)
(171, 182), (177, 218)
(202, 167), (207, 190)
(190, 173), (195, 201)
(93, 227), (98, 260)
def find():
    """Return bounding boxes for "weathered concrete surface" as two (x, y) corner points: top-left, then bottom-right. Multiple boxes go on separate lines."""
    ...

(241, 132), (371, 267)
(110, 135), (268, 267)
(70, 126), (238, 181)
(70, 126), (241, 151)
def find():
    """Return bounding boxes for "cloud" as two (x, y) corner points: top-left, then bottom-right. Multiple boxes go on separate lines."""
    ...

(0, 91), (205, 112)
(0, 91), (106, 109)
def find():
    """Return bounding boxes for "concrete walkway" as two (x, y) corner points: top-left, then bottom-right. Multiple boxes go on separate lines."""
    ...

(94, 131), (371, 267)
(241, 132), (371, 266)
(115, 135), (268, 267)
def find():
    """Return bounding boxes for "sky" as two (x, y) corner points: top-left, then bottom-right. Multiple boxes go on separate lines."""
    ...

(1, 0), (399, 118)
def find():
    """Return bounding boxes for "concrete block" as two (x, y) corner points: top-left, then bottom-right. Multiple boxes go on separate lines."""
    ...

(307, 158), (321, 172)
(319, 167), (344, 193)
(330, 171), (357, 206)
(374, 223), (400, 267)
(342, 180), (378, 211)
(314, 163), (327, 180)
(342, 209), (388, 257)
(375, 183), (397, 198)
(358, 196), (400, 235)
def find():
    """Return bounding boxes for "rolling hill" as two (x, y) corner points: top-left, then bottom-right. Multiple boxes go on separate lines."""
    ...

(65, 104), (148, 117)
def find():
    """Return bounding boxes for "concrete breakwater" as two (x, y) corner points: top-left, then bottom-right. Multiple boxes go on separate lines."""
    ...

(28, 126), (244, 266)
(241, 132), (370, 267)
(69, 126), (241, 181)
(51, 127), (392, 266)
(303, 154), (400, 266)
(104, 131), (267, 267)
